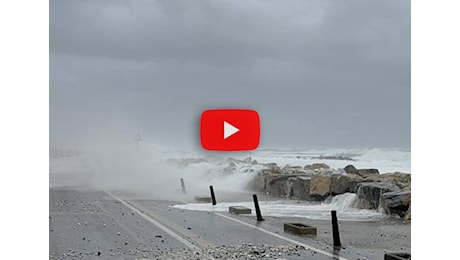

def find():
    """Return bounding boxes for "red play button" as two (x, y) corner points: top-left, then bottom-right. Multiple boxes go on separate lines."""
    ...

(200, 109), (260, 151)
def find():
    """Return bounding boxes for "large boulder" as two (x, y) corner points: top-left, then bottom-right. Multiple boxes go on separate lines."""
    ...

(309, 175), (331, 200)
(282, 165), (304, 174)
(287, 176), (311, 200)
(264, 162), (278, 168)
(344, 164), (379, 178)
(330, 174), (363, 195)
(404, 203), (411, 222)
(356, 168), (380, 178)
(248, 171), (271, 191)
(267, 175), (291, 197)
(344, 165), (359, 174)
(311, 163), (330, 170)
(380, 191), (411, 217)
(355, 182), (400, 209)
(380, 172), (411, 190)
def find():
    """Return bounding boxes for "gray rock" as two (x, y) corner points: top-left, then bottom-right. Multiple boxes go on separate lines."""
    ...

(267, 176), (290, 197)
(344, 164), (379, 177)
(311, 163), (330, 170)
(287, 177), (311, 200)
(242, 157), (252, 163)
(356, 182), (400, 209)
(248, 171), (272, 191)
(264, 162), (278, 168)
(344, 165), (358, 174)
(380, 191), (411, 217)
(356, 168), (380, 177)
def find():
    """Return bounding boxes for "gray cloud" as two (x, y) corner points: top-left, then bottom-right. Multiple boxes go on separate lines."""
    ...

(50, 0), (410, 148)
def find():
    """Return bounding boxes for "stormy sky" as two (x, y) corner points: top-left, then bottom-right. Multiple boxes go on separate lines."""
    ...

(50, 0), (410, 149)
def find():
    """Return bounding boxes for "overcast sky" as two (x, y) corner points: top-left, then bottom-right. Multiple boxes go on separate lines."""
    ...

(50, 0), (410, 149)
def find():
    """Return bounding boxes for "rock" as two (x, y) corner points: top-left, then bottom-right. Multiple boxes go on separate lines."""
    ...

(309, 175), (331, 200)
(271, 166), (281, 174)
(304, 165), (312, 170)
(312, 155), (355, 161)
(178, 158), (208, 167)
(251, 159), (258, 165)
(282, 166), (306, 175)
(228, 162), (237, 168)
(242, 157), (252, 163)
(311, 163), (330, 170)
(356, 168), (380, 177)
(380, 191), (411, 217)
(356, 182), (400, 209)
(265, 162), (278, 168)
(404, 203), (411, 222)
(267, 176), (290, 197)
(344, 164), (379, 177)
(380, 172), (411, 190)
(248, 171), (274, 191)
(330, 174), (363, 195)
(344, 165), (358, 174)
(287, 177), (311, 200)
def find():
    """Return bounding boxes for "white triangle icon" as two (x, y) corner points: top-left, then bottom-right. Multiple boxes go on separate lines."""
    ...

(224, 121), (240, 139)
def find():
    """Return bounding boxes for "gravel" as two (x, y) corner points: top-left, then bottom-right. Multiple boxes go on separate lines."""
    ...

(152, 244), (305, 260)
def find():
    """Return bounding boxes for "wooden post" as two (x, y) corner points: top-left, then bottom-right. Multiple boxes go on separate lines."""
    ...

(180, 178), (186, 194)
(253, 194), (264, 221)
(210, 185), (216, 205)
(331, 210), (341, 248)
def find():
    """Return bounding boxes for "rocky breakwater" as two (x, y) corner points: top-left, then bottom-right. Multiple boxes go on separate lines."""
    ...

(249, 163), (411, 220)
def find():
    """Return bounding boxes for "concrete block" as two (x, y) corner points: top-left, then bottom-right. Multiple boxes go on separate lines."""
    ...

(229, 206), (252, 215)
(283, 223), (317, 235)
(384, 252), (411, 260)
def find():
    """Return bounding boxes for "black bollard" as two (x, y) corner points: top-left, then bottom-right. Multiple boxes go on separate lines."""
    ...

(180, 178), (186, 194)
(253, 194), (264, 221)
(331, 210), (341, 248)
(209, 185), (217, 205)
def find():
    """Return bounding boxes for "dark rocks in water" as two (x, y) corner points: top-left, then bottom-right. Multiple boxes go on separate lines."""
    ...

(356, 182), (400, 209)
(168, 158), (208, 167)
(312, 155), (355, 161)
(380, 191), (411, 217)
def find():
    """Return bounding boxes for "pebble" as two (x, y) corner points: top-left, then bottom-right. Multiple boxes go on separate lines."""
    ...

(151, 244), (304, 259)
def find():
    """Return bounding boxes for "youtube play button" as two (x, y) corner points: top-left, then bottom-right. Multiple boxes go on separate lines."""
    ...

(200, 109), (260, 151)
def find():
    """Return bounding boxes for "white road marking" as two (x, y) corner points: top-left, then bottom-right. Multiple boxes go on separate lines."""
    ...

(104, 190), (199, 249)
(215, 212), (349, 260)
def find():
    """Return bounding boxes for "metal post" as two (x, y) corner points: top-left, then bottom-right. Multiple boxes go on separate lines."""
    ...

(180, 178), (186, 194)
(331, 210), (341, 248)
(210, 185), (216, 205)
(253, 194), (264, 221)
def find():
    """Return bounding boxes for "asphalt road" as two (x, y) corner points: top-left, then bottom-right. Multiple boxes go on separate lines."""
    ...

(50, 185), (408, 259)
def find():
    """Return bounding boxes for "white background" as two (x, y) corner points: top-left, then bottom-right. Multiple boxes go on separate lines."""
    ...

(1, 0), (459, 258)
